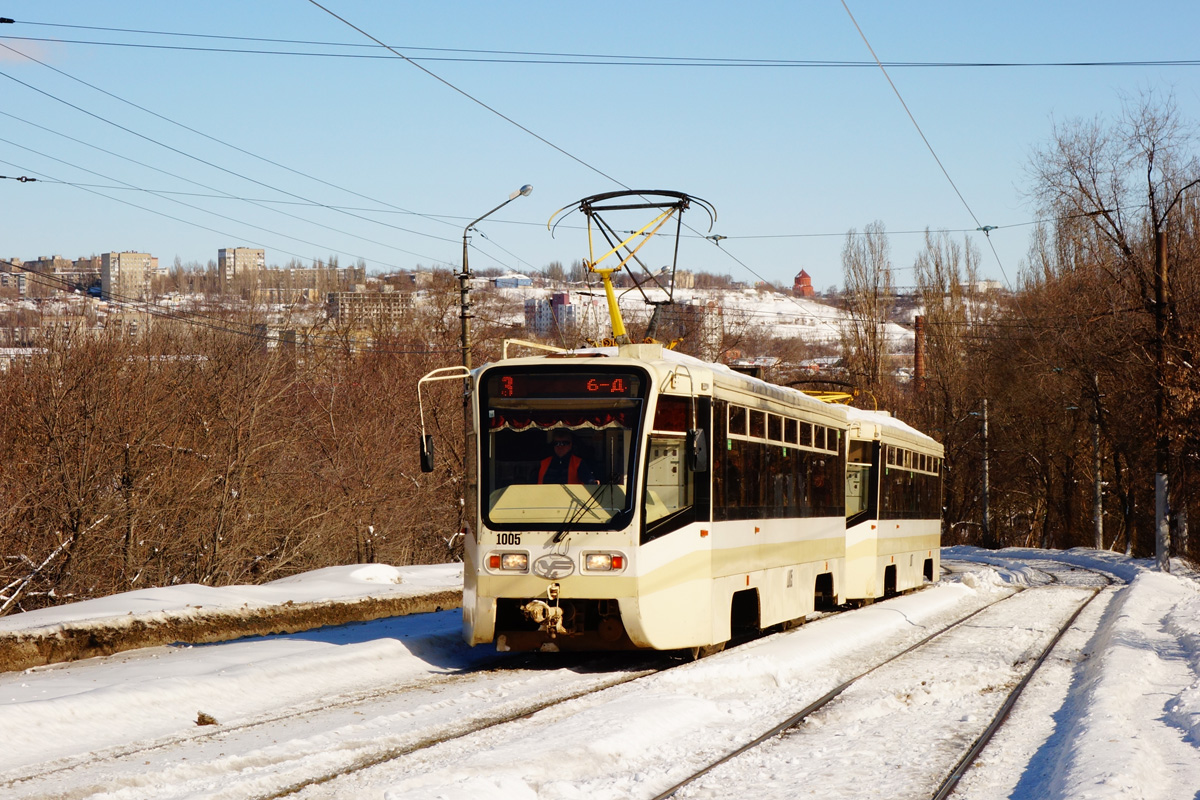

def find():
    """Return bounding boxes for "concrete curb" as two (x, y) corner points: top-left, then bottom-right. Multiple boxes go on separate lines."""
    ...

(0, 589), (462, 674)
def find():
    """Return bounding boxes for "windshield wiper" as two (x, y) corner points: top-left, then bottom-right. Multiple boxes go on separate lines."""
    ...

(552, 473), (619, 544)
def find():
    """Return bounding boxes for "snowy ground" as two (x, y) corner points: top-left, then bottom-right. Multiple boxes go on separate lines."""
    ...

(481, 285), (913, 349)
(0, 548), (1196, 799)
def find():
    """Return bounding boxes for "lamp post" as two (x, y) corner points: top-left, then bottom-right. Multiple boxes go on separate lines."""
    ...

(458, 184), (532, 545)
(970, 399), (991, 548)
(460, 184), (532, 374)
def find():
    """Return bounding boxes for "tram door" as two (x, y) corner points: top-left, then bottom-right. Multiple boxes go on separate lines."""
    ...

(846, 439), (873, 517)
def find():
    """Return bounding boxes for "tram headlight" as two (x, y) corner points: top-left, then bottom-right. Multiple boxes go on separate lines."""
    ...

(487, 552), (528, 571)
(584, 553), (625, 572)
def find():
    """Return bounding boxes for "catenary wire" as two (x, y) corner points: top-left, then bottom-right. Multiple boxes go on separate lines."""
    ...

(0, 61), (480, 269)
(4, 13), (1072, 318)
(4, 14), (1004, 306)
(0, 40), (462, 237)
(5, 29), (1200, 69)
(302, 0), (630, 191)
(0, 110), (455, 266)
(0, 40), (536, 275)
(0, 141), (418, 272)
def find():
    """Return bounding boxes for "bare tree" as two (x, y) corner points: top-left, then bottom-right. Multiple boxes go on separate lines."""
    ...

(841, 220), (895, 390)
(1029, 91), (1200, 564)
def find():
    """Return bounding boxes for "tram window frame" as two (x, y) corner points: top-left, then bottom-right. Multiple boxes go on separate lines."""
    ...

(767, 413), (782, 442)
(729, 405), (747, 437)
(749, 409), (766, 438)
(848, 439), (871, 464)
(801, 422), (812, 447)
(878, 446), (944, 520)
(784, 417), (797, 444)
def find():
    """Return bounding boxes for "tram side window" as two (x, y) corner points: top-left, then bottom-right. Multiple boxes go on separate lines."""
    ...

(715, 437), (844, 520)
(653, 395), (690, 432)
(880, 464), (942, 519)
(729, 405), (747, 436)
(749, 409), (766, 438)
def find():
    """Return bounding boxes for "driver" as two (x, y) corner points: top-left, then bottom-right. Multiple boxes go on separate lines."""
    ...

(538, 429), (598, 484)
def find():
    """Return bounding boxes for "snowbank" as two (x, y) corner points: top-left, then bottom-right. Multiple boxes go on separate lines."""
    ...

(0, 564), (463, 672)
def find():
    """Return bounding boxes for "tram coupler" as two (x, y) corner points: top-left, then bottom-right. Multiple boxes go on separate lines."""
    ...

(520, 599), (567, 636)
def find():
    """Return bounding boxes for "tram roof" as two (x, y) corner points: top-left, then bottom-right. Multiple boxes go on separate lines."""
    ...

(481, 343), (941, 454)
(845, 405), (943, 454)
(483, 343), (845, 418)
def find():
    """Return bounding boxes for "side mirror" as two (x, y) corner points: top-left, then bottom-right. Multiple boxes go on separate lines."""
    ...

(687, 429), (708, 472)
(419, 434), (435, 473)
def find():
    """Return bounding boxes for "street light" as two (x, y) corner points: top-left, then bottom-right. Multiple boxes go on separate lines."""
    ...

(460, 184), (532, 373)
(969, 399), (991, 548)
(457, 184), (532, 550)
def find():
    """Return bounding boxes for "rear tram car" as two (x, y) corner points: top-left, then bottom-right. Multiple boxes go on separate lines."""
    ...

(450, 343), (944, 655)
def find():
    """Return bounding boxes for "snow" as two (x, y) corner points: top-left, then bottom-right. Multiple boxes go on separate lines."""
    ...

(483, 285), (914, 349)
(0, 549), (1196, 799)
(0, 563), (461, 635)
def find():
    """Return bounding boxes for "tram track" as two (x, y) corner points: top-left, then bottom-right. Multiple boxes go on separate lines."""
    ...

(652, 563), (1115, 800)
(1, 651), (668, 800)
(5, 562), (1114, 799)
(253, 579), (1022, 799)
(255, 657), (668, 800)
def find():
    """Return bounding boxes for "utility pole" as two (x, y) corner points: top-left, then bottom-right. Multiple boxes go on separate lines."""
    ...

(981, 399), (991, 548)
(1093, 416), (1104, 550)
(458, 185), (532, 544)
(913, 315), (926, 393)
(1154, 230), (1171, 572)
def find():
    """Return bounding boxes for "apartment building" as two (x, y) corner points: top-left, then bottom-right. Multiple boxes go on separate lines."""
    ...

(327, 289), (413, 328)
(100, 251), (154, 301)
(218, 247), (266, 289)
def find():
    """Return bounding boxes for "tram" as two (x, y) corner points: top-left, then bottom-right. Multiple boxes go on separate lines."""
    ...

(843, 407), (943, 602)
(418, 190), (944, 655)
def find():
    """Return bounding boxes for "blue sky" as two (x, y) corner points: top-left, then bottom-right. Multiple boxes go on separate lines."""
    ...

(2, 1), (1199, 291)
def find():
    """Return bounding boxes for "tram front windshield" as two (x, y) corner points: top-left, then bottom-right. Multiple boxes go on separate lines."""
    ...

(480, 369), (647, 529)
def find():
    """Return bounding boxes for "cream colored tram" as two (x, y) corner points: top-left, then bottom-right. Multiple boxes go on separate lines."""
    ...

(842, 407), (944, 602)
(463, 342), (871, 654)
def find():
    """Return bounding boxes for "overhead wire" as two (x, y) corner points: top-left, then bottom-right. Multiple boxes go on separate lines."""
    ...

(0, 40), (461, 238)
(0, 50), (463, 263)
(0, 13), (1061, 301)
(4, 10), (1114, 342)
(303, 0), (630, 191)
(6, 26), (1200, 69)
(0, 111), (450, 267)
(0, 143), (416, 273)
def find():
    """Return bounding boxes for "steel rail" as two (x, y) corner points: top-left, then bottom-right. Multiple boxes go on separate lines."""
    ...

(930, 568), (1114, 799)
(649, 562), (1115, 800)
(648, 590), (1018, 799)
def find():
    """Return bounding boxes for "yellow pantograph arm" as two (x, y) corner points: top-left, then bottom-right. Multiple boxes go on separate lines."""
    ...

(586, 208), (678, 274)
